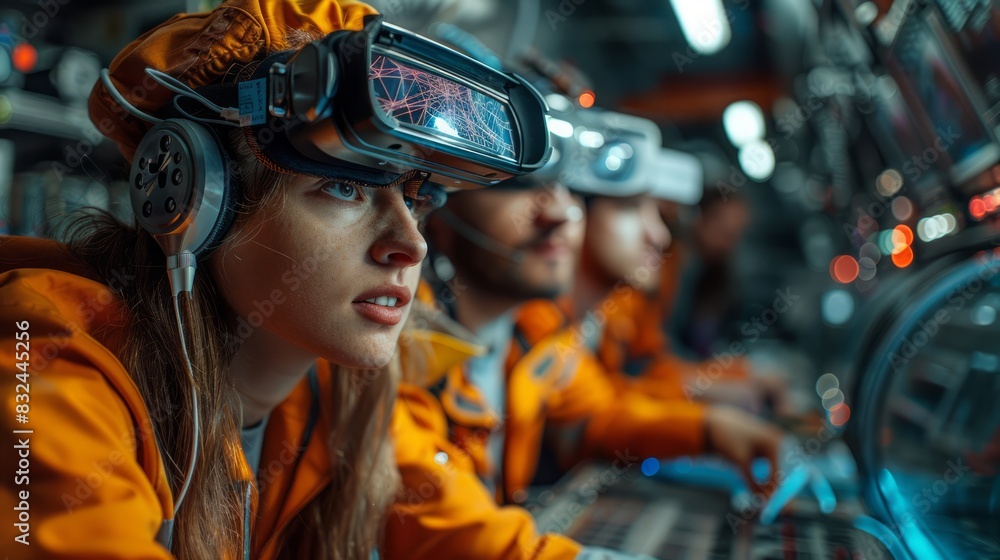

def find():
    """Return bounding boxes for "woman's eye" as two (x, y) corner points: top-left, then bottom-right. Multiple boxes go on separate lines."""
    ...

(322, 182), (362, 202)
(405, 196), (444, 222)
(406, 185), (447, 221)
(405, 197), (427, 220)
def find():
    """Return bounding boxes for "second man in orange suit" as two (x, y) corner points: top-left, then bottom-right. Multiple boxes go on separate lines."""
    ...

(405, 101), (787, 516)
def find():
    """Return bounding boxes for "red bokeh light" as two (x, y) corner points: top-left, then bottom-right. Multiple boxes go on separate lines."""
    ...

(12, 43), (37, 73)
(829, 403), (851, 426)
(970, 198), (986, 220)
(892, 245), (914, 268)
(830, 255), (860, 284)
(892, 224), (913, 246)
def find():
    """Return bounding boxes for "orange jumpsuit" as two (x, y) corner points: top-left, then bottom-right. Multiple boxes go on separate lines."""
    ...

(385, 382), (582, 559)
(414, 283), (709, 506)
(0, 236), (356, 557)
(594, 285), (749, 403)
(384, 306), (581, 559)
(587, 241), (749, 402)
(0, 237), (579, 559)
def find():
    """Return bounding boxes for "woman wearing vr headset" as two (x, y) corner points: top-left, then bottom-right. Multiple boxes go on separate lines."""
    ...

(0, 0), (553, 558)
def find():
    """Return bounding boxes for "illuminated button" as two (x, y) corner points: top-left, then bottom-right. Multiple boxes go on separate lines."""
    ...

(433, 451), (448, 465)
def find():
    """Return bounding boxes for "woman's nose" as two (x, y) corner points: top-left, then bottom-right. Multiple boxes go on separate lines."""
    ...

(370, 192), (428, 268)
(644, 200), (671, 250)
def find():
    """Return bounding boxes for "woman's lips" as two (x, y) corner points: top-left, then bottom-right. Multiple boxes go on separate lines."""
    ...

(352, 285), (412, 326)
(352, 301), (405, 326)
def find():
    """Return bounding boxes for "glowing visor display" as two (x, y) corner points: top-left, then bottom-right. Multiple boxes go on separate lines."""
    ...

(259, 16), (550, 186)
(370, 53), (518, 161)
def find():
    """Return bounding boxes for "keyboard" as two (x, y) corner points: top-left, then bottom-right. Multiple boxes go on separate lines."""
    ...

(528, 463), (892, 560)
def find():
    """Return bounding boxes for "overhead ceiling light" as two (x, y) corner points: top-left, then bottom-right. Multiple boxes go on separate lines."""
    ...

(669, 0), (732, 55)
(723, 100), (766, 147)
(737, 139), (775, 181)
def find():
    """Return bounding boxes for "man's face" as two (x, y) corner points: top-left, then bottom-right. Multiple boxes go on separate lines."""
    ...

(581, 194), (670, 292)
(428, 183), (585, 301)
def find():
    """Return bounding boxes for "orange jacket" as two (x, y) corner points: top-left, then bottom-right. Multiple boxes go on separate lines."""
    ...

(594, 285), (748, 403)
(0, 236), (353, 558)
(385, 383), (582, 559)
(384, 300), (581, 559)
(420, 288), (709, 505)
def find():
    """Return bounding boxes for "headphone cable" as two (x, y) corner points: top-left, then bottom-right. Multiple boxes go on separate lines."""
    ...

(171, 292), (200, 517)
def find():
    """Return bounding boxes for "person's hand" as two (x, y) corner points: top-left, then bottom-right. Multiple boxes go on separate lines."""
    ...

(694, 375), (792, 417)
(704, 405), (786, 496)
(751, 373), (795, 418)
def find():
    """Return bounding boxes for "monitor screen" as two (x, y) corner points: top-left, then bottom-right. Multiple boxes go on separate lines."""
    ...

(891, 10), (1000, 185)
(369, 52), (518, 162)
(936, 1), (1000, 139)
(869, 74), (947, 193)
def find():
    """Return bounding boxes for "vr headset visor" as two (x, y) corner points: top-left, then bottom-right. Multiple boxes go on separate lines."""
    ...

(230, 16), (550, 188)
(500, 97), (661, 195)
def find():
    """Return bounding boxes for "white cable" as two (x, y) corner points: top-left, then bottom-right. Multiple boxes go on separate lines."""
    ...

(172, 96), (241, 128)
(171, 292), (200, 517)
(100, 69), (163, 124)
(147, 68), (241, 126)
(145, 68), (226, 114)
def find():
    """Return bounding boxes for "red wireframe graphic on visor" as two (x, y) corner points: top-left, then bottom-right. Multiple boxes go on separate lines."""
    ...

(369, 53), (518, 161)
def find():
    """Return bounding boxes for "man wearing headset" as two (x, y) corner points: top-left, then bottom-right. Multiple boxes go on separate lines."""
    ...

(404, 99), (786, 520)
(570, 151), (794, 416)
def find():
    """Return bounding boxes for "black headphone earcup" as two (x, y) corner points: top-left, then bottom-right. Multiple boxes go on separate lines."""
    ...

(130, 119), (234, 258)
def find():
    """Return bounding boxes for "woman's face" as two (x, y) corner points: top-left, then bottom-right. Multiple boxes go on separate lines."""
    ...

(582, 194), (670, 291)
(211, 176), (428, 369)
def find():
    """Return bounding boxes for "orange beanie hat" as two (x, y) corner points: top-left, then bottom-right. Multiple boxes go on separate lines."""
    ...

(88, 0), (377, 161)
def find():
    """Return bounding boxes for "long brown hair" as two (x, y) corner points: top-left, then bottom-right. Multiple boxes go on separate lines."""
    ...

(63, 120), (399, 558)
